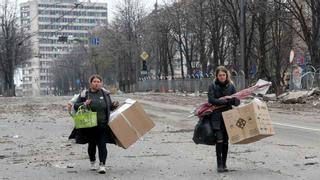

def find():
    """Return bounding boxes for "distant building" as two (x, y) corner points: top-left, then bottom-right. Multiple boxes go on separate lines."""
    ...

(19, 0), (107, 96)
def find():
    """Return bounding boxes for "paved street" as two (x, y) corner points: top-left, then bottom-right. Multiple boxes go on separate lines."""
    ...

(0, 95), (319, 180)
(2, 0), (320, 179)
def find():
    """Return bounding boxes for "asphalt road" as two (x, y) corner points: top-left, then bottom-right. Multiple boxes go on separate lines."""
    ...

(0, 96), (319, 180)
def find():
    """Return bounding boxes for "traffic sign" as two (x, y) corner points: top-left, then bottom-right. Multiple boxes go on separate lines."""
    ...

(91, 37), (100, 45)
(140, 51), (149, 60)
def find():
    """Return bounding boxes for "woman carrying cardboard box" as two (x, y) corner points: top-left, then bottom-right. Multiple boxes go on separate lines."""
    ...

(70, 74), (119, 174)
(208, 66), (240, 172)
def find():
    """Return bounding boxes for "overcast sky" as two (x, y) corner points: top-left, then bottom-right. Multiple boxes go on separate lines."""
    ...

(106, 0), (161, 21)
(14, 0), (165, 21)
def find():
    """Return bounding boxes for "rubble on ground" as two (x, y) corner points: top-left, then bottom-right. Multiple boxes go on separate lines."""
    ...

(261, 88), (320, 104)
(262, 94), (277, 102)
(280, 91), (309, 104)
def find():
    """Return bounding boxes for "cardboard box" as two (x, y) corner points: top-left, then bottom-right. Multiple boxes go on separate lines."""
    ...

(109, 99), (155, 149)
(222, 99), (275, 144)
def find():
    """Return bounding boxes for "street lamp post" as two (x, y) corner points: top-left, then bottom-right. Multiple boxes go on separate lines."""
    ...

(240, 0), (247, 88)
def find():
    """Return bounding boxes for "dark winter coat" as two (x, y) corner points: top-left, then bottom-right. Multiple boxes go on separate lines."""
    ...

(208, 80), (240, 130)
(69, 89), (117, 144)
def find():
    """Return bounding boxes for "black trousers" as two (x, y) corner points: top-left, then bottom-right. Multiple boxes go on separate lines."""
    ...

(87, 128), (108, 165)
(216, 129), (228, 143)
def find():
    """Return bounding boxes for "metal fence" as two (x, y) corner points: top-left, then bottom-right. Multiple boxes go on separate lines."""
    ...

(135, 67), (320, 93)
(301, 71), (320, 90)
(135, 76), (245, 93)
(135, 73), (320, 93)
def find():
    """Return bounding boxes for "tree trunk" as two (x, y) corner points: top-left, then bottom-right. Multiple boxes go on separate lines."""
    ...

(167, 42), (175, 79)
(257, 7), (270, 80)
(4, 72), (15, 96)
(198, 1), (207, 74)
(179, 41), (185, 79)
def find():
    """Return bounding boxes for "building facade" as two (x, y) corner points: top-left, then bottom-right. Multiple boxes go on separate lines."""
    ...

(20, 0), (107, 96)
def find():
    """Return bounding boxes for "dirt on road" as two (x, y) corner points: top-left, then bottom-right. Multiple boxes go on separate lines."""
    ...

(0, 95), (319, 180)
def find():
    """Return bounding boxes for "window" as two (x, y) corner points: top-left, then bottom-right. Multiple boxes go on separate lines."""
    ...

(23, 62), (32, 67)
(23, 77), (32, 82)
(40, 61), (52, 66)
(22, 12), (29, 17)
(23, 84), (32, 89)
(23, 27), (30, 31)
(40, 83), (48, 88)
(22, 70), (32, 75)
(40, 68), (49, 73)
(39, 47), (53, 51)
(22, 20), (29, 25)
(40, 76), (48, 81)
(21, 6), (30, 11)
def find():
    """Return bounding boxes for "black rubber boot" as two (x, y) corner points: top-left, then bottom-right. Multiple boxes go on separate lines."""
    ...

(222, 143), (229, 172)
(216, 143), (224, 173)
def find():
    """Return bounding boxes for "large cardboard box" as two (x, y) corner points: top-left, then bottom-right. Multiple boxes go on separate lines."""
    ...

(222, 99), (275, 144)
(109, 99), (155, 149)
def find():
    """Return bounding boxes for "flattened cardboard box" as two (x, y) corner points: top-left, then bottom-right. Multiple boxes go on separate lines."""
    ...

(109, 99), (155, 149)
(222, 100), (275, 144)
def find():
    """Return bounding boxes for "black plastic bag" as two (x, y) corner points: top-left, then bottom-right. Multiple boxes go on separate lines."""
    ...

(192, 115), (216, 145)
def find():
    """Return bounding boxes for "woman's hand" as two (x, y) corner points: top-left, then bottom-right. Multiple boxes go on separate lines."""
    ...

(67, 103), (72, 112)
(219, 96), (233, 100)
(112, 101), (120, 108)
(84, 99), (92, 106)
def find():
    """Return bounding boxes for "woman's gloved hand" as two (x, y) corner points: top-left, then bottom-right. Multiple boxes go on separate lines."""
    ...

(112, 101), (120, 109)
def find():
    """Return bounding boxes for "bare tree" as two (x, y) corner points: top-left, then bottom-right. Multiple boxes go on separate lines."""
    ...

(91, 27), (120, 85)
(188, 0), (210, 74)
(206, 0), (230, 72)
(168, 1), (198, 77)
(221, 0), (256, 81)
(52, 0), (316, 93)
(276, 0), (320, 68)
(269, 1), (294, 94)
(51, 43), (91, 95)
(254, 0), (273, 80)
(169, 2), (186, 78)
(111, 0), (146, 92)
(0, 3), (31, 96)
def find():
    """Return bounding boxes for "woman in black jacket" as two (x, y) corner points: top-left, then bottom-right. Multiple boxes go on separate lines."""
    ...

(71, 74), (119, 174)
(208, 66), (240, 173)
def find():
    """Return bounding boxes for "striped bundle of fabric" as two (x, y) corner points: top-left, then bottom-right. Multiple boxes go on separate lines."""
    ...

(194, 83), (271, 118)
(231, 83), (271, 100)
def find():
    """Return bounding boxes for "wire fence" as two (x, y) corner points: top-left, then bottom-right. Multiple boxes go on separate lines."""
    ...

(136, 69), (320, 93)
(135, 76), (246, 93)
(301, 71), (320, 90)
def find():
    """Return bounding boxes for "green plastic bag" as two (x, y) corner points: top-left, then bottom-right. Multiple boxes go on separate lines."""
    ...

(72, 105), (97, 129)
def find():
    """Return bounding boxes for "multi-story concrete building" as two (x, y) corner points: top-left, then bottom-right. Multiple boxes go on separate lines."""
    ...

(20, 0), (107, 96)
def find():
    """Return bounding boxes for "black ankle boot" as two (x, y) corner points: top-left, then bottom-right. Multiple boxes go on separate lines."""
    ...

(222, 143), (229, 172)
(217, 155), (224, 173)
(216, 143), (224, 173)
(222, 161), (228, 172)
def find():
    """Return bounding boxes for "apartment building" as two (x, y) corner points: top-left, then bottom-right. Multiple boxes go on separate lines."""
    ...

(20, 0), (107, 96)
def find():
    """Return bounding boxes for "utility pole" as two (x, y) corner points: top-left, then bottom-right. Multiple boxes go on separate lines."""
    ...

(240, 0), (247, 88)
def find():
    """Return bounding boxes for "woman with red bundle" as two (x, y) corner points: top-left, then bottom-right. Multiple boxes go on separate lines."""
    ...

(208, 66), (240, 172)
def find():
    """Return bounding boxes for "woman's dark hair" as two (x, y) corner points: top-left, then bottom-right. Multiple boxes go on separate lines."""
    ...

(89, 74), (102, 83)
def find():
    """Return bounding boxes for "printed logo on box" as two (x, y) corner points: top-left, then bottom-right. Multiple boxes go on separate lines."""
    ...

(236, 118), (247, 129)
